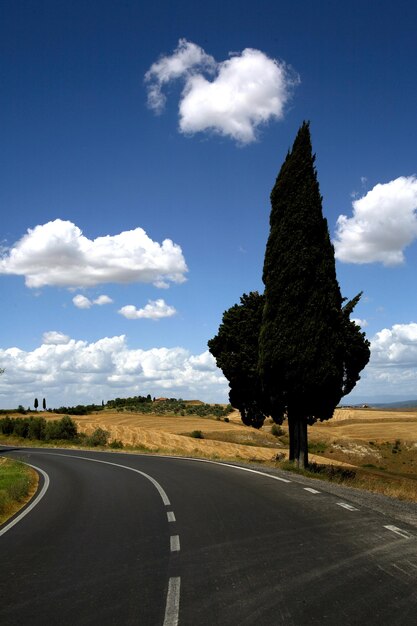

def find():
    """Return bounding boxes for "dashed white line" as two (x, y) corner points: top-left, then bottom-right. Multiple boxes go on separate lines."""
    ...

(336, 502), (359, 511)
(0, 462), (50, 537)
(304, 487), (320, 494)
(167, 511), (176, 523)
(163, 576), (181, 626)
(384, 525), (413, 539)
(170, 535), (181, 552)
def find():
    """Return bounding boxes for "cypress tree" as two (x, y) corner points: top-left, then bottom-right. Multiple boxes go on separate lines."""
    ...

(259, 122), (370, 467)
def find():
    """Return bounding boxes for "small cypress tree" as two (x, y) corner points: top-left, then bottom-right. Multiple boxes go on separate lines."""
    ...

(259, 122), (370, 467)
(42, 398), (46, 411)
(34, 397), (39, 411)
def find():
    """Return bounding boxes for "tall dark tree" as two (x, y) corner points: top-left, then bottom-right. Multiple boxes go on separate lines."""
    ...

(208, 292), (269, 428)
(258, 122), (370, 467)
(42, 397), (46, 411)
(34, 397), (39, 411)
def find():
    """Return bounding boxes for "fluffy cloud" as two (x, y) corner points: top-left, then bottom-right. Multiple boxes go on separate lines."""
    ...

(351, 318), (368, 328)
(0, 219), (188, 288)
(73, 294), (113, 309)
(345, 322), (417, 402)
(42, 331), (70, 345)
(145, 39), (298, 144)
(118, 299), (176, 320)
(0, 335), (228, 408)
(334, 176), (417, 265)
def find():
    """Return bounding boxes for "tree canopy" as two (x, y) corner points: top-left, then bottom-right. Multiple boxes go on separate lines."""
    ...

(208, 292), (269, 428)
(258, 121), (370, 466)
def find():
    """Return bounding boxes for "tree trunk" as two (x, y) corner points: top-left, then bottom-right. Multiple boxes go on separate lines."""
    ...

(288, 411), (308, 469)
(288, 414), (295, 461)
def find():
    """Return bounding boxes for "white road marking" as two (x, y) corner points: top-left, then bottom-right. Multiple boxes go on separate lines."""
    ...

(174, 456), (292, 483)
(0, 463), (50, 537)
(304, 487), (320, 494)
(45, 452), (171, 505)
(336, 502), (359, 511)
(170, 535), (180, 552)
(163, 577), (181, 626)
(384, 525), (413, 539)
(167, 511), (176, 523)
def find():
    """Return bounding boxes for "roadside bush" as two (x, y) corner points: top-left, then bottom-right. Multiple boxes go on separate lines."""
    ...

(86, 427), (109, 447)
(109, 439), (124, 449)
(271, 424), (283, 437)
(190, 430), (204, 439)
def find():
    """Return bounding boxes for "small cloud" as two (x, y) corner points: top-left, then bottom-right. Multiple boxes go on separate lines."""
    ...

(334, 176), (417, 265)
(145, 39), (299, 144)
(42, 331), (70, 345)
(93, 295), (113, 306)
(0, 219), (188, 288)
(118, 299), (177, 320)
(351, 318), (368, 328)
(73, 294), (92, 309)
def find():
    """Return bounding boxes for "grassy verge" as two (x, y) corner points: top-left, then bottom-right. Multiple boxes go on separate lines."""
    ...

(0, 458), (38, 525)
(277, 459), (417, 502)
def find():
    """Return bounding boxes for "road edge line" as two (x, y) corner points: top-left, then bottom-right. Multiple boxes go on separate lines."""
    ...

(0, 463), (50, 537)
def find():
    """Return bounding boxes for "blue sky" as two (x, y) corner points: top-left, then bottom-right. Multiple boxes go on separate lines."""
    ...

(1, 0), (417, 409)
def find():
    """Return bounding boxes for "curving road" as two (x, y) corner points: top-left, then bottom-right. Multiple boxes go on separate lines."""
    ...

(1, 446), (417, 625)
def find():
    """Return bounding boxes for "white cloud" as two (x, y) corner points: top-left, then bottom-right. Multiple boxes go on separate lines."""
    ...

(73, 294), (92, 309)
(145, 38), (215, 113)
(94, 295), (113, 305)
(345, 322), (417, 402)
(351, 318), (368, 328)
(42, 331), (70, 345)
(118, 299), (176, 320)
(146, 39), (298, 144)
(73, 294), (113, 309)
(0, 335), (228, 408)
(334, 176), (417, 265)
(0, 219), (188, 288)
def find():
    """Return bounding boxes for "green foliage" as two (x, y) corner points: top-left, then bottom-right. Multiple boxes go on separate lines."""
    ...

(86, 427), (109, 447)
(208, 292), (270, 429)
(106, 396), (233, 418)
(271, 424), (283, 437)
(258, 122), (370, 466)
(54, 403), (104, 415)
(0, 460), (33, 517)
(0, 415), (78, 442)
(190, 430), (204, 439)
(109, 439), (124, 449)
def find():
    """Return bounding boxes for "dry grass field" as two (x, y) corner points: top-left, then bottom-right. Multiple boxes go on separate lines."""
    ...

(25, 406), (417, 501)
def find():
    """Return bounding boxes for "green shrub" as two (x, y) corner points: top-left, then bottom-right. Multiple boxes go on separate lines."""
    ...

(271, 424), (283, 437)
(86, 427), (109, 447)
(190, 430), (204, 439)
(109, 439), (124, 449)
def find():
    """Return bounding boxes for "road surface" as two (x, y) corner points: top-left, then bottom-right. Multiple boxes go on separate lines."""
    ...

(1, 446), (417, 625)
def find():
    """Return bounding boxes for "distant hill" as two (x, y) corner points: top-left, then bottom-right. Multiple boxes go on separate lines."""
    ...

(367, 399), (417, 409)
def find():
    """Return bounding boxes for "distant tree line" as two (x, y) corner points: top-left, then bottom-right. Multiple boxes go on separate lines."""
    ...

(0, 415), (78, 441)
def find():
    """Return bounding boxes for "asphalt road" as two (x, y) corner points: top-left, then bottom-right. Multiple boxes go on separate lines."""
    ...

(1, 446), (417, 625)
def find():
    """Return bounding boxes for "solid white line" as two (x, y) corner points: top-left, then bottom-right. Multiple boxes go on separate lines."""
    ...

(174, 456), (292, 483)
(336, 502), (359, 511)
(163, 577), (181, 626)
(170, 535), (180, 552)
(384, 525), (413, 539)
(45, 452), (171, 506)
(304, 487), (320, 494)
(167, 511), (176, 523)
(0, 463), (50, 537)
